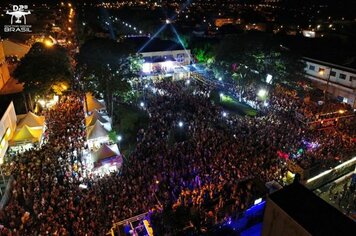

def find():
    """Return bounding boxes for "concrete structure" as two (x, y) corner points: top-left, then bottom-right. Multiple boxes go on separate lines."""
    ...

(303, 57), (356, 108)
(0, 101), (17, 162)
(0, 42), (11, 92)
(262, 183), (356, 236)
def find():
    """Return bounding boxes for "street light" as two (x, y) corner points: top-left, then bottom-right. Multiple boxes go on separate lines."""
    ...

(178, 121), (184, 128)
(222, 111), (227, 117)
(319, 67), (332, 104)
(257, 89), (267, 98)
(43, 39), (54, 47)
(140, 101), (145, 108)
(117, 135), (122, 149)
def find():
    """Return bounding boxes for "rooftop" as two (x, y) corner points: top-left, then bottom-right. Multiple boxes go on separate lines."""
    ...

(269, 182), (356, 236)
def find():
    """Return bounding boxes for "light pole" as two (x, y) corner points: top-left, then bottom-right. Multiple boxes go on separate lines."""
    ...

(117, 135), (122, 149)
(320, 67), (332, 104)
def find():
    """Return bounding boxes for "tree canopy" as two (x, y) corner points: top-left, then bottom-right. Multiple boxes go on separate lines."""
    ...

(213, 33), (305, 85)
(77, 38), (142, 116)
(13, 42), (72, 96)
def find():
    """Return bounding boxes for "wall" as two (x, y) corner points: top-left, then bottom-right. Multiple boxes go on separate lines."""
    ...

(0, 42), (11, 91)
(0, 102), (17, 161)
(262, 198), (311, 236)
(303, 58), (356, 108)
(141, 49), (191, 66)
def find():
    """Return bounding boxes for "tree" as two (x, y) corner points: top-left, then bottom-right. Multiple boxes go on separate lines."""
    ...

(192, 42), (215, 64)
(77, 38), (141, 119)
(13, 42), (72, 100)
(213, 33), (305, 85)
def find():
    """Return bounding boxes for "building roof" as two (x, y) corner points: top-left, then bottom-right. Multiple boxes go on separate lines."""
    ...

(128, 37), (185, 53)
(303, 57), (356, 74)
(269, 182), (356, 236)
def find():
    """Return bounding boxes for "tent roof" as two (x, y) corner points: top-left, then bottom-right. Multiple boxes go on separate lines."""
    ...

(17, 112), (45, 129)
(85, 110), (108, 127)
(92, 144), (118, 162)
(12, 125), (42, 143)
(86, 93), (106, 112)
(87, 120), (109, 140)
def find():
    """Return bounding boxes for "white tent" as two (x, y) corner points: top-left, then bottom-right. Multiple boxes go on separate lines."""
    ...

(11, 125), (43, 144)
(85, 93), (106, 113)
(17, 112), (45, 129)
(92, 144), (118, 163)
(85, 110), (108, 127)
(86, 120), (109, 140)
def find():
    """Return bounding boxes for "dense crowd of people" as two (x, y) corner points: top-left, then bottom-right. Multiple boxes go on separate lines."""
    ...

(0, 77), (355, 235)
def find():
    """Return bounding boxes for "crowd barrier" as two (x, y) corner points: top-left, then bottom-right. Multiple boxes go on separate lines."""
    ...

(304, 156), (356, 190)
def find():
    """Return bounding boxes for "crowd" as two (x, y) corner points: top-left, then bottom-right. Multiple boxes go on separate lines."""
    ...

(0, 77), (355, 235)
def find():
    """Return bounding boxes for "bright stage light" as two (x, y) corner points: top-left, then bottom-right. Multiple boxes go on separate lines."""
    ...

(117, 135), (122, 142)
(178, 121), (183, 127)
(163, 60), (173, 70)
(140, 102), (145, 107)
(218, 77), (222, 81)
(257, 89), (267, 98)
(166, 19), (171, 24)
(222, 112), (227, 117)
(142, 63), (151, 73)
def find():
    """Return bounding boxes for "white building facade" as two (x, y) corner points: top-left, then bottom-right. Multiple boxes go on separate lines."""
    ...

(303, 57), (356, 108)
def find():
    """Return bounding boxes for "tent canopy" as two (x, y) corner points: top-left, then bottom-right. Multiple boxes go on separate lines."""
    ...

(85, 93), (106, 112)
(87, 120), (109, 140)
(85, 110), (108, 127)
(92, 144), (119, 163)
(17, 112), (45, 129)
(12, 125), (42, 143)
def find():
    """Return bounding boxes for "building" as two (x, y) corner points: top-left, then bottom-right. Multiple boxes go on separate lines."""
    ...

(131, 38), (191, 80)
(0, 41), (11, 92)
(303, 57), (356, 108)
(262, 182), (356, 236)
(0, 101), (16, 163)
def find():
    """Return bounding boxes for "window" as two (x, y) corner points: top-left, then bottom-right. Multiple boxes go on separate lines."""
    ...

(339, 73), (346, 80)
(350, 76), (356, 81)
(318, 68), (325, 73)
(309, 65), (315, 71)
(330, 71), (336, 77)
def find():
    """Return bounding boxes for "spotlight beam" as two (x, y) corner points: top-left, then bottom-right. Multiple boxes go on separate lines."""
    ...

(170, 24), (192, 63)
(138, 24), (168, 53)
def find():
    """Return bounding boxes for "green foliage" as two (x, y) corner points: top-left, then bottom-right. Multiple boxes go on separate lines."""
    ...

(192, 42), (215, 64)
(211, 90), (257, 116)
(108, 130), (118, 143)
(14, 42), (72, 96)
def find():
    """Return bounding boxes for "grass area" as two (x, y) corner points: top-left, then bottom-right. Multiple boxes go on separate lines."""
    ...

(113, 103), (149, 157)
(211, 90), (257, 116)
